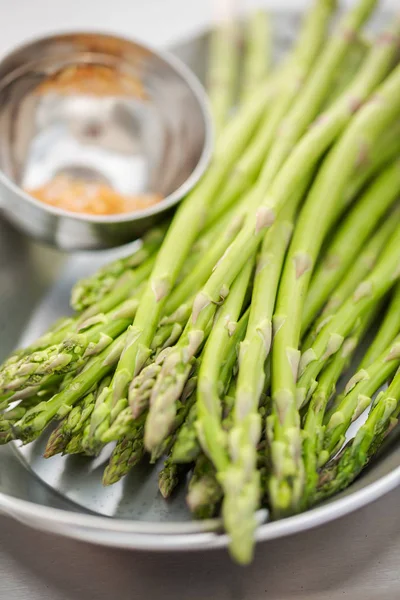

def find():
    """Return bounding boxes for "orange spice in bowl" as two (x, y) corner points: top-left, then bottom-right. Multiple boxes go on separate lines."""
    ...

(26, 175), (163, 216)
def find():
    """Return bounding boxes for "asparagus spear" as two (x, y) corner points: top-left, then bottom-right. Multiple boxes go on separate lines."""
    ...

(158, 374), (238, 500)
(190, 387), (269, 522)
(13, 332), (127, 443)
(44, 376), (111, 457)
(185, 378), (241, 518)
(302, 160), (400, 334)
(207, 15), (240, 136)
(161, 209), (246, 318)
(221, 201), (297, 561)
(170, 402), (201, 464)
(1, 317), (78, 370)
(146, 258), (254, 452)
(324, 35), (369, 106)
(324, 284), (400, 423)
(159, 49), (396, 506)
(303, 210), (400, 350)
(186, 27), (400, 402)
(70, 225), (166, 312)
(301, 305), (378, 504)
(207, 0), (335, 226)
(116, 11), (394, 442)
(195, 198), (299, 560)
(171, 311), (249, 464)
(258, 0), (378, 188)
(316, 366), (400, 502)
(344, 119), (400, 204)
(297, 225), (400, 408)
(241, 10), (271, 102)
(98, 362), (198, 453)
(129, 300), (194, 422)
(186, 454), (222, 519)
(0, 302), (136, 396)
(66, 426), (97, 456)
(0, 392), (54, 444)
(270, 57), (400, 517)
(359, 283), (400, 368)
(44, 395), (92, 458)
(0, 370), (66, 411)
(2, 264), (148, 376)
(103, 428), (145, 486)
(149, 371), (198, 463)
(320, 335), (400, 465)
(77, 260), (151, 323)
(158, 459), (188, 499)
(128, 358), (165, 420)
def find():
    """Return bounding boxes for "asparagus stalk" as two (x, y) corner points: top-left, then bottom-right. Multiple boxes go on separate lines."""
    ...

(320, 334), (400, 465)
(158, 459), (189, 499)
(220, 202), (297, 561)
(186, 379), (243, 518)
(258, 0), (378, 188)
(344, 120), (400, 203)
(359, 283), (400, 368)
(1, 317), (77, 370)
(207, 0), (335, 227)
(103, 427), (145, 486)
(170, 402), (201, 464)
(164, 385), (239, 503)
(13, 332), (127, 443)
(66, 426), (97, 456)
(44, 393), (95, 458)
(128, 357), (166, 421)
(0, 371), (65, 411)
(0, 302), (136, 397)
(297, 224), (400, 408)
(316, 366), (400, 502)
(98, 362), (198, 448)
(0, 392), (54, 444)
(302, 159), (400, 334)
(324, 35), (369, 106)
(44, 376), (111, 457)
(146, 258), (254, 452)
(207, 15), (240, 136)
(77, 259), (151, 322)
(301, 305), (378, 504)
(270, 58), (400, 517)
(171, 311), (249, 464)
(161, 209), (246, 318)
(241, 10), (271, 102)
(303, 210), (400, 350)
(149, 370), (198, 463)
(70, 225), (166, 312)
(2, 262), (149, 375)
(186, 454), (222, 519)
(186, 28), (400, 400)
(109, 12), (392, 429)
(324, 284), (400, 422)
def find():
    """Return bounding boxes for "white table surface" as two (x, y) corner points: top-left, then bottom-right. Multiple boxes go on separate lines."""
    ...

(1, 1), (399, 598)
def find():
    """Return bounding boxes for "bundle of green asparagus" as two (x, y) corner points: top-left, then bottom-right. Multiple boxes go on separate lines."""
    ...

(1, 0), (400, 565)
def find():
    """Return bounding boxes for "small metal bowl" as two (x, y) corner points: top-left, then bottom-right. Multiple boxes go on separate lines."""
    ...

(0, 32), (213, 250)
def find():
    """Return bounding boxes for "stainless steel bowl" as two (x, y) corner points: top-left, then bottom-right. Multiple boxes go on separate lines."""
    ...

(0, 32), (212, 250)
(0, 11), (398, 556)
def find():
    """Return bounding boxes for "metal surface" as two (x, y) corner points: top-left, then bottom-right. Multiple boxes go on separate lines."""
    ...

(2, 486), (400, 600)
(0, 11), (399, 558)
(0, 32), (212, 250)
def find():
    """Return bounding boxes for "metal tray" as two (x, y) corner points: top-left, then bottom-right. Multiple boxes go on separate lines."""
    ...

(1, 12), (399, 552)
